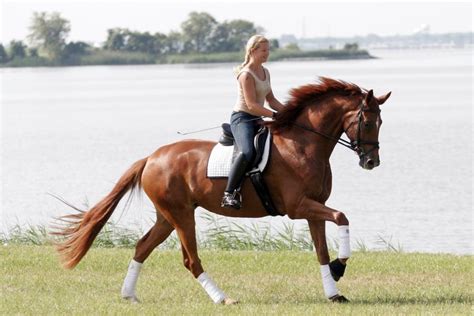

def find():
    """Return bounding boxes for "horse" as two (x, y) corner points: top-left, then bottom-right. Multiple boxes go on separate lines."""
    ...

(53, 77), (391, 304)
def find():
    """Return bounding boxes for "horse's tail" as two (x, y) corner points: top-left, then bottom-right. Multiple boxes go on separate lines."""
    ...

(53, 157), (148, 269)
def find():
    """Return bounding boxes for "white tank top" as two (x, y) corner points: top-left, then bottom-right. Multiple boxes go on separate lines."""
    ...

(233, 67), (271, 113)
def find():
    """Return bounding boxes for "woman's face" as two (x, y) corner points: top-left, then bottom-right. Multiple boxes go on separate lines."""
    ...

(251, 42), (270, 63)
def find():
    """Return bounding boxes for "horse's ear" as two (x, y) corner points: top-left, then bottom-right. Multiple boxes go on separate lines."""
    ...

(365, 90), (374, 104)
(377, 91), (392, 105)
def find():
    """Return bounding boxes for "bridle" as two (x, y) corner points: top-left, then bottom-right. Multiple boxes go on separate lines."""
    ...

(344, 101), (381, 158)
(292, 99), (381, 158)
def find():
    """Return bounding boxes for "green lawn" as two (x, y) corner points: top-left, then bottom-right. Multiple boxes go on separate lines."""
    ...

(1, 245), (472, 315)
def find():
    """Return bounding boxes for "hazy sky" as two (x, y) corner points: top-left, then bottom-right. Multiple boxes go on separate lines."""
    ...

(1, 0), (472, 45)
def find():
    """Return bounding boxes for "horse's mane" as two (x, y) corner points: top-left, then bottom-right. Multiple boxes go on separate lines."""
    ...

(268, 77), (363, 131)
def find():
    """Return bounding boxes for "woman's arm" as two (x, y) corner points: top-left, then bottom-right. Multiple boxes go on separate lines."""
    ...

(266, 89), (285, 112)
(240, 73), (275, 118)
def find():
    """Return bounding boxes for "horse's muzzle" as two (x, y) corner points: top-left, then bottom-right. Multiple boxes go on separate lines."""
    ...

(359, 156), (380, 170)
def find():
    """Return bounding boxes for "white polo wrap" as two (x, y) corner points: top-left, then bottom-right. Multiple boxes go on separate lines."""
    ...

(338, 225), (351, 259)
(197, 272), (226, 304)
(320, 264), (339, 298)
(121, 259), (142, 298)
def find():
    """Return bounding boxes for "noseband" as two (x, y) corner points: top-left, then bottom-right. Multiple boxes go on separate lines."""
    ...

(292, 100), (381, 158)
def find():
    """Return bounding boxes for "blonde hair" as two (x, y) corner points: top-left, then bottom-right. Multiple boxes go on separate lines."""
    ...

(234, 35), (269, 75)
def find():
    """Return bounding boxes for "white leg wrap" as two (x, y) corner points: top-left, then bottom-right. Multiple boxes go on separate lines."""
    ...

(338, 225), (351, 259)
(121, 259), (142, 299)
(197, 272), (226, 304)
(320, 264), (339, 298)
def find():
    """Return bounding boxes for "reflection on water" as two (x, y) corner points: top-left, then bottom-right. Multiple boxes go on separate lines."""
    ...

(1, 48), (472, 254)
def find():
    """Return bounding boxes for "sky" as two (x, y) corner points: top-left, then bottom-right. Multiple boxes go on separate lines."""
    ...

(1, 0), (472, 45)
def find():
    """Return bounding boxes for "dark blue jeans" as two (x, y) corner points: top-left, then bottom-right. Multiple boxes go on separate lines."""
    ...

(230, 111), (262, 162)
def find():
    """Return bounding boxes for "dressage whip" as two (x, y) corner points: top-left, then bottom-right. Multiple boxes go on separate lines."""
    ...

(177, 117), (263, 135)
(177, 125), (222, 135)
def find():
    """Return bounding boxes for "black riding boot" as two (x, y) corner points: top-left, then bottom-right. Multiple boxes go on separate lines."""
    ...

(221, 153), (250, 209)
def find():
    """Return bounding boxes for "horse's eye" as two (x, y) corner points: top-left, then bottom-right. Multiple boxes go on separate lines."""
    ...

(364, 122), (375, 129)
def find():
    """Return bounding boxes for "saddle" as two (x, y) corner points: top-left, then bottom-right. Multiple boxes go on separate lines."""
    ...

(217, 123), (280, 216)
(218, 123), (268, 168)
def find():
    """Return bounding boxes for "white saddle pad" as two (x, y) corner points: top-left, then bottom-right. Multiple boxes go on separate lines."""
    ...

(207, 132), (272, 178)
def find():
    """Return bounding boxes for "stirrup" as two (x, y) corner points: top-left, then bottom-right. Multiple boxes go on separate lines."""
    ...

(221, 191), (242, 210)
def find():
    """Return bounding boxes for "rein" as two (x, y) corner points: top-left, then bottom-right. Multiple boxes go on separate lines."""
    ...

(289, 101), (381, 157)
(292, 122), (355, 151)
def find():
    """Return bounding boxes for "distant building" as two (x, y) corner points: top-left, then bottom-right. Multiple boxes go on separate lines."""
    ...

(412, 24), (431, 35)
(280, 31), (472, 50)
(279, 34), (298, 47)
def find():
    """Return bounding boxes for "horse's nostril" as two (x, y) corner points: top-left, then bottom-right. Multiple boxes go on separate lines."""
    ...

(367, 159), (374, 167)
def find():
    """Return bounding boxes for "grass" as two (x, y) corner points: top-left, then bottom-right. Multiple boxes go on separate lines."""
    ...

(2, 215), (472, 314)
(1, 213), (399, 252)
(1, 245), (472, 315)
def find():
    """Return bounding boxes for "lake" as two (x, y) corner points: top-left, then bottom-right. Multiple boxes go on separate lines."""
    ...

(1, 48), (472, 254)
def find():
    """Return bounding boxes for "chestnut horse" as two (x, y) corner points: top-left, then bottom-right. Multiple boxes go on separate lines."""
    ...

(54, 77), (391, 304)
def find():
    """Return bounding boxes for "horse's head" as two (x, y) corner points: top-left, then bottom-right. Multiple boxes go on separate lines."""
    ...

(343, 90), (391, 170)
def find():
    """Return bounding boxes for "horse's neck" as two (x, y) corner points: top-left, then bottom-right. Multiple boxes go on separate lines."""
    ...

(275, 97), (351, 163)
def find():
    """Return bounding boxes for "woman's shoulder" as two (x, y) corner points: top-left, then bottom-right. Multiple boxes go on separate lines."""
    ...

(240, 66), (269, 79)
(237, 68), (255, 81)
(239, 67), (253, 75)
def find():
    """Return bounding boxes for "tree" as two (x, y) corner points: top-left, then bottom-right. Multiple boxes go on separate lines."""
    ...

(223, 20), (257, 51)
(181, 12), (217, 53)
(63, 41), (91, 56)
(208, 23), (231, 52)
(208, 19), (259, 52)
(125, 31), (159, 54)
(0, 44), (8, 63)
(28, 47), (39, 57)
(104, 29), (168, 55)
(166, 31), (183, 54)
(103, 28), (127, 51)
(152, 32), (168, 54)
(343, 43), (359, 51)
(269, 39), (280, 49)
(28, 12), (71, 60)
(8, 40), (27, 59)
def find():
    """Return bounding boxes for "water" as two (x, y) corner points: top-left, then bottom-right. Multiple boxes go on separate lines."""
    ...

(1, 48), (472, 254)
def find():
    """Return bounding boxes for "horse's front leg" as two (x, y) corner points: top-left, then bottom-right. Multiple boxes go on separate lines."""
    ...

(308, 220), (330, 265)
(288, 198), (351, 302)
(307, 220), (348, 302)
(308, 219), (349, 279)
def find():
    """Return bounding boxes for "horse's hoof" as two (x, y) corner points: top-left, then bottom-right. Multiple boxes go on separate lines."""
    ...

(330, 294), (349, 303)
(123, 296), (141, 304)
(222, 297), (239, 305)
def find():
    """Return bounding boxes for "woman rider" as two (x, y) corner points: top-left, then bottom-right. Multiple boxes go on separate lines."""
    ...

(221, 35), (285, 209)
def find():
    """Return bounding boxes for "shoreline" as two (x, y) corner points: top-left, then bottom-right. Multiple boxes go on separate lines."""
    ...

(0, 48), (373, 68)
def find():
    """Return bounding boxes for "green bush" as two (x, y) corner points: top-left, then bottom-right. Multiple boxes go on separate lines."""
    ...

(78, 50), (156, 65)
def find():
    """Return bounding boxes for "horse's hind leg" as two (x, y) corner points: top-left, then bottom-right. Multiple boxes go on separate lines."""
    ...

(121, 210), (174, 302)
(172, 208), (238, 305)
(134, 211), (174, 262)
